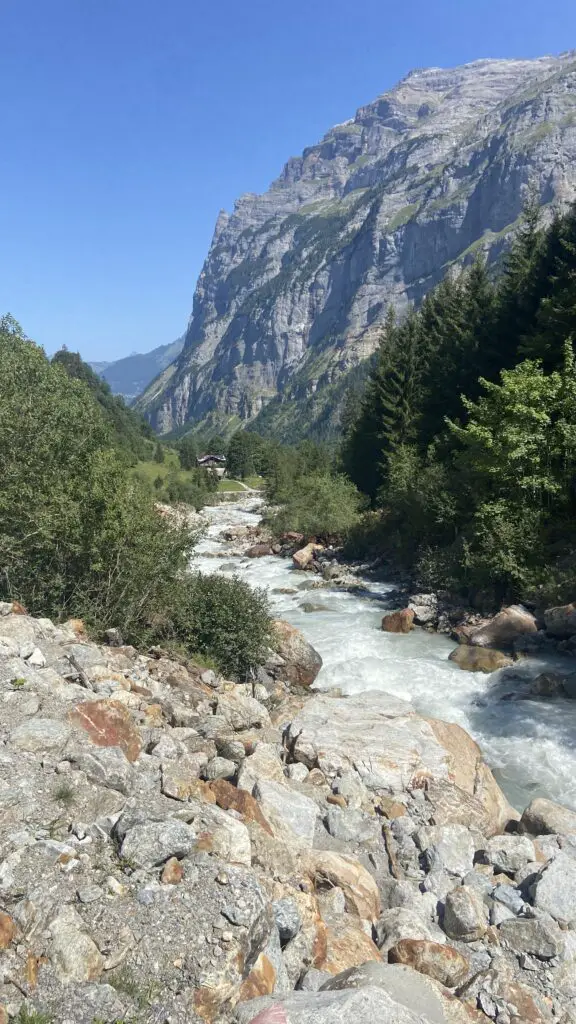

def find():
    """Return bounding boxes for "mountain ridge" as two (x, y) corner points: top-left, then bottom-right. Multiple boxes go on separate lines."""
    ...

(137, 52), (576, 439)
(90, 336), (184, 403)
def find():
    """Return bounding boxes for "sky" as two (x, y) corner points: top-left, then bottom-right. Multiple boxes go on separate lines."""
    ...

(1, 1), (576, 362)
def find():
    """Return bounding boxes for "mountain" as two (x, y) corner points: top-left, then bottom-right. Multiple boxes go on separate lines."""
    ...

(137, 53), (576, 439)
(90, 337), (184, 403)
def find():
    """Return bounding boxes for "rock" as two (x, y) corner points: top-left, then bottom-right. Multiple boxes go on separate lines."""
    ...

(272, 620), (323, 687)
(408, 594), (439, 627)
(238, 743), (286, 792)
(26, 645), (46, 667)
(235, 985), (434, 1024)
(381, 608), (415, 633)
(418, 824), (476, 878)
(448, 646), (513, 673)
(254, 778), (318, 846)
(484, 834), (535, 874)
(293, 543), (322, 570)
(544, 601), (576, 638)
(217, 690), (271, 731)
(49, 905), (104, 982)
(389, 938), (470, 987)
(210, 778), (273, 834)
(206, 755), (237, 780)
(307, 850), (381, 923)
(520, 797), (576, 836)
(0, 912), (15, 949)
(161, 856), (184, 884)
(104, 626), (124, 646)
(532, 851), (576, 923)
(286, 763), (310, 782)
(161, 755), (211, 800)
(120, 820), (196, 869)
(498, 917), (564, 958)
(246, 543), (273, 557)
(68, 698), (142, 761)
(8, 717), (71, 753)
(376, 908), (447, 954)
(529, 671), (567, 696)
(192, 802), (252, 867)
(424, 780), (497, 837)
(442, 887), (487, 942)
(273, 898), (302, 946)
(320, 920), (383, 975)
(467, 605), (537, 648)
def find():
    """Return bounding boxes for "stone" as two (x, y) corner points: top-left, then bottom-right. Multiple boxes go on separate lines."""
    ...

(9, 717), (71, 753)
(293, 543), (322, 570)
(532, 852), (576, 923)
(206, 756), (237, 780)
(321, 920), (383, 975)
(49, 905), (104, 983)
(408, 594), (438, 626)
(26, 646), (46, 667)
(498, 917), (564, 959)
(544, 601), (576, 638)
(529, 671), (566, 696)
(307, 850), (381, 923)
(246, 543), (273, 557)
(161, 755), (211, 800)
(389, 938), (470, 987)
(418, 824), (476, 878)
(210, 778), (273, 834)
(286, 762), (310, 782)
(467, 605), (537, 648)
(320, 961), (458, 1022)
(238, 743), (286, 792)
(520, 797), (576, 836)
(273, 898), (301, 946)
(161, 856), (184, 884)
(376, 908), (447, 954)
(217, 691), (271, 730)
(484, 834), (535, 874)
(68, 698), (142, 761)
(442, 887), (487, 942)
(425, 780), (496, 837)
(381, 608), (415, 633)
(235, 985), (433, 1024)
(120, 820), (196, 869)
(0, 912), (15, 949)
(192, 802), (252, 866)
(254, 778), (318, 847)
(272, 619), (323, 687)
(448, 646), (513, 673)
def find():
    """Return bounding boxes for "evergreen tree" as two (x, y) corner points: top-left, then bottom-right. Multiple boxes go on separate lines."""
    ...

(154, 442), (165, 464)
(521, 207), (576, 370)
(177, 434), (198, 470)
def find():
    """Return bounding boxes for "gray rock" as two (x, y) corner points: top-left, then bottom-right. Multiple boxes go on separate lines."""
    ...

(234, 985), (436, 1024)
(49, 905), (104, 982)
(120, 820), (196, 869)
(9, 717), (71, 753)
(521, 797), (576, 837)
(273, 898), (302, 946)
(320, 962), (447, 1024)
(442, 886), (487, 942)
(254, 778), (318, 846)
(492, 883), (525, 914)
(498, 916), (564, 958)
(206, 756), (237, 780)
(286, 762), (310, 782)
(216, 691), (271, 731)
(484, 834), (535, 873)
(418, 824), (475, 878)
(376, 907), (446, 954)
(298, 967), (332, 992)
(532, 852), (576, 923)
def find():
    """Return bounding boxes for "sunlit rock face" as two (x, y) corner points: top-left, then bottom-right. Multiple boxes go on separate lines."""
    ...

(138, 53), (576, 440)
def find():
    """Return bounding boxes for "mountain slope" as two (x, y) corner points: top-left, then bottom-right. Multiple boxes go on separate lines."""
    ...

(91, 337), (184, 403)
(138, 54), (576, 439)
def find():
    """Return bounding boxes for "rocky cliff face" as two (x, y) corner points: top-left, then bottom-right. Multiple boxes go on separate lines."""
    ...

(139, 54), (576, 439)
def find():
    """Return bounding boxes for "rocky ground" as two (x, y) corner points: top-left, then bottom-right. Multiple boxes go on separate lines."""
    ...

(2, 597), (576, 1024)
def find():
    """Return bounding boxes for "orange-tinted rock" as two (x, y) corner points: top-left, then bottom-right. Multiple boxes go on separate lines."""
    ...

(11, 601), (28, 615)
(381, 609), (415, 634)
(210, 779), (273, 835)
(272, 620), (323, 687)
(389, 938), (469, 987)
(292, 543), (323, 570)
(69, 699), (142, 762)
(307, 850), (381, 923)
(449, 646), (513, 673)
(0, 1005), (8, 1024)
(326, 793), (348, 809)
(0, 913), (15, 949)
(238, 953), (276, 1001)
(468, 605), (537, 648)
(246, 543), (273, 558)
(321, 920), (382, 974)
(64, 617), (85, 635)
(161, 857), (184, 884)
(378, 795), (406, 819)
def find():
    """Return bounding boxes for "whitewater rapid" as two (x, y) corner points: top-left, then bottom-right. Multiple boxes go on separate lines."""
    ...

(194, 499), (576, 813)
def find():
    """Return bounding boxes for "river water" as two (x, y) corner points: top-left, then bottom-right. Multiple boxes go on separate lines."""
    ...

(194, 498), (576, 813)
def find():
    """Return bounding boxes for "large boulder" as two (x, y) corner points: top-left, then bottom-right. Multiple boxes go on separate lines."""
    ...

(292, 543), (323, 570)
(382, 609), (415, 634)
(246, 543), (273, 558)
(544, 601), (576, 638)
(466, 605), (537, 649)
(272, 620), (323, 687)
(448, 646), (513, 673)
(532, 852), (576, 924)
(520, 796), (576, 836)
(389, 939), (470, 988)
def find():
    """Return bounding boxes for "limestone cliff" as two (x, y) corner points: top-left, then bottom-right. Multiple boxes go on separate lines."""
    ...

(138, 54), (576, 439)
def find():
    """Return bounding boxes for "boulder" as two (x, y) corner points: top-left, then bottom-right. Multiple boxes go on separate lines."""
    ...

(246, 543), (273, 558)
(442, 887), (487, 942)
(532, 851), (576, 923)
(9, 717), (71, 753)
(306, 850), (381, 923)
(544, 601), (576, 638)
(498, 917), (564, 959)
(466, 605), (537, 648)
(235, 985), (436, 1024)
(448, 646), (513, 673)
(520, 796), (576, 836)
(49, 905), (104, 983)
(381, 609), (415, 634)
(484, 834), (535, 874)
(376, 908), (447, 954)
(408, 594), (439, 627)
(254, 778), (318, 847)
(389, 939), (469, 988)
(68, 698), (142, 761)
(418, 824), (476, 878)
(292, 543), (323, 570)
(272, 620), (323, 687)
(120, 820), (196, 869)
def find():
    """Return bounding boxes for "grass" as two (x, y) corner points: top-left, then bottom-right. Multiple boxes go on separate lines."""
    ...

(218, 478), (245, 492)
(16, 1008), (53, 1024)
(52, 781), (75, 806)
(108, 967), (160, 1010)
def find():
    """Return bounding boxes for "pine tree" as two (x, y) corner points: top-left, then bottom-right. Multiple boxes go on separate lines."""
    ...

(521, 207), (576, 370)
(154, 442), (165, 464)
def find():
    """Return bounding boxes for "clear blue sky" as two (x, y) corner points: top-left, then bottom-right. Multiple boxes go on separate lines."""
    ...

(1, 0), (575, 361)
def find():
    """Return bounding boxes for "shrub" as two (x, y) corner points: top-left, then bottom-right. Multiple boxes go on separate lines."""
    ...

(267, 473), (363, 542)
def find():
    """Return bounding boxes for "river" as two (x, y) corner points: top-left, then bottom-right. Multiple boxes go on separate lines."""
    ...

(194, 498), (576, 814)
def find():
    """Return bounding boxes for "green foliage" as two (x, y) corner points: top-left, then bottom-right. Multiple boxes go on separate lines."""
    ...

(154, 442), (165, 463)
(16, 1008), (53, 1024)
(177, 433), (198, 470)
(267, 473), (364, 542)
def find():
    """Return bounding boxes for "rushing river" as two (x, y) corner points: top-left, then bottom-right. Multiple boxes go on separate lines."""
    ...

(194, 498), (576, 813)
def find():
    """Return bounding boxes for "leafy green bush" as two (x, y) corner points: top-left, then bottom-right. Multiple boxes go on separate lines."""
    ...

(164, 572), (272, 679)
(268, 473), (363, 542)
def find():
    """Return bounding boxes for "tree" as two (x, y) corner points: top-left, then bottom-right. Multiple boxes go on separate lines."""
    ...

(154, 442), (165, 464)
(177, 434), (198, 471)
(267, 473), (364, 542)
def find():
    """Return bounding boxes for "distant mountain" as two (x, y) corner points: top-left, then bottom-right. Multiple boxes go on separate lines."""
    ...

(136, 53), (576, 440)
(90, 337), (184, 403)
